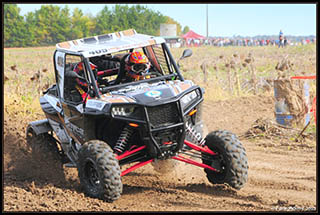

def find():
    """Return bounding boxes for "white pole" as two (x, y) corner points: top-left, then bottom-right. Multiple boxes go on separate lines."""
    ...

(206, 4), (208, 40)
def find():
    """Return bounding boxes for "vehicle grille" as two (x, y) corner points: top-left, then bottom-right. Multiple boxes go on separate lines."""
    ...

(147, 103), (180, 128)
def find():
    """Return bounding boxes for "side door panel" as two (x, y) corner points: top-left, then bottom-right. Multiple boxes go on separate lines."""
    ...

(59, 53), (86, 144)
(61, 102), (85, 144)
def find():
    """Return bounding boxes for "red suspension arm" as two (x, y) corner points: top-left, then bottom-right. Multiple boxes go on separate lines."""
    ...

(116, 145), (151, 177)
(172, 155), (218, 172)
(116, 145), (146, 160)
(184, 140), (217, 155)
(121, 159), (154, 176)
(117, 139), (218, 177)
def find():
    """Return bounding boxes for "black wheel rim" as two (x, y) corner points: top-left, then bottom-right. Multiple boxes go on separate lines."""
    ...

(203, 147), (228, 180)
(212, 152), (227, 179)
(84, 159), (101, 193)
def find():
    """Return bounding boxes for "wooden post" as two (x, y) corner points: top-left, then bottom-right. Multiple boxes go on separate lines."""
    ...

(236, 69), (241, 96)
(295, 120), (310, 142)
(201, 60), (208, 84)
(227, 67), (233, 94)
(249, 64), (257, 95)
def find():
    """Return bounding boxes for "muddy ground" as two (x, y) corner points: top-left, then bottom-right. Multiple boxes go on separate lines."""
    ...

(3, 95), (317, 212)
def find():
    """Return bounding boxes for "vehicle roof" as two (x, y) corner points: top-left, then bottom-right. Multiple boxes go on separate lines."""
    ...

(56, 29), (165, 58)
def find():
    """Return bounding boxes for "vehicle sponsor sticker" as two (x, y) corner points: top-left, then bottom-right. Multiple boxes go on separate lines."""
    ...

(145, 90), (162, 98)
(86, 99), (107, 111)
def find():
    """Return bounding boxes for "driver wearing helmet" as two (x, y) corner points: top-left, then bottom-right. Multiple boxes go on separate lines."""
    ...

(73, 61), (97, 102)
(124, 51), (151, 82)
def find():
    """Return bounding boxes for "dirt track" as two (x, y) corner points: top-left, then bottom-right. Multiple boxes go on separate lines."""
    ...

(3, 95), (317, 212)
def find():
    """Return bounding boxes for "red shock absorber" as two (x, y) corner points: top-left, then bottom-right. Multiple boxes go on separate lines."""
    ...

(114, 126), (133, 154)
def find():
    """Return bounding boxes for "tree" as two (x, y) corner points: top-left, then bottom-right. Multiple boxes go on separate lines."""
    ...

(142, 6), (167, 36)
(164, 16), (182, 36)
(94, 6), (112, 35)
(110, 5), (130, 32)
(59, 6), (72, 41)
(4, 4), (28, 47)
(71, 8), (95, 39)
(182, 26), (190, 35)
(32, 5), (71, 45)
(4, 4), (183, 47)
(25, 12), (39, 46)
(94, 5), (167, 36)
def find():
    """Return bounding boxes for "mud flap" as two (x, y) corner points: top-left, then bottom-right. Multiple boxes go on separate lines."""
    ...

(27, 119), (53, 135)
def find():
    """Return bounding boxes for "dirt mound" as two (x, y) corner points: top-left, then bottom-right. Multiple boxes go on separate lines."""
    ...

(242, 117), (315, 151)
(243, 117), (315, 141)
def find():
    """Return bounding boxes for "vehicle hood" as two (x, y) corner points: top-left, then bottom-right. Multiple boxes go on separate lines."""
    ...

(85, 80), (194, 110)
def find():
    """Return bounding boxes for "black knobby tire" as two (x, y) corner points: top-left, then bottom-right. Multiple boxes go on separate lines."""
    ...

(26, 127), (61, 163)
(202, 130), (248, 190)
(77, 140), (122, 202)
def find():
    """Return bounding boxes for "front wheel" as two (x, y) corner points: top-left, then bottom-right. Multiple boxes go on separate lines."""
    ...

(77, 140), (122, 202)
(201, 130), (248, 190)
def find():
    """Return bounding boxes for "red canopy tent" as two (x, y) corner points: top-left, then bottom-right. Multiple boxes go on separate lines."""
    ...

(181, 30), (206, 47)
(182, 30), (206, 40)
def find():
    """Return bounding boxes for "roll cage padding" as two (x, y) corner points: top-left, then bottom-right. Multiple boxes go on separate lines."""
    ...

(96, 68), (119, 77)
(113, 53), (131, 85)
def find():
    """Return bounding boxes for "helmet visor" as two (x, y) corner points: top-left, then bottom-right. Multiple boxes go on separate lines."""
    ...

(131, 63), (150, 73)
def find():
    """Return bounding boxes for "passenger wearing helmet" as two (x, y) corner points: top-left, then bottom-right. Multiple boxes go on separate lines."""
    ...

(124, 51), (151, 82)
(73, 61), (97, 102)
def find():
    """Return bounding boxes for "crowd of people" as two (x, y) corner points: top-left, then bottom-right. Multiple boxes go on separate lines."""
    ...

(177, 30), (316, 48)
(187, 37), (316, 47)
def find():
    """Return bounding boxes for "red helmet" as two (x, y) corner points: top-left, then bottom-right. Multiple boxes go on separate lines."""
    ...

(126, 51), (150, 78)
(129, 51), (149, 64)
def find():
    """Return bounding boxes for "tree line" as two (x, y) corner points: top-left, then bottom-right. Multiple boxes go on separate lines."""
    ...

(4, 4), (188, 48)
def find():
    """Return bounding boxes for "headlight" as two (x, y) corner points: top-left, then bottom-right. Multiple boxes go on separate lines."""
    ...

(112, 105), (136, 117)
(181, 90), (198, 109)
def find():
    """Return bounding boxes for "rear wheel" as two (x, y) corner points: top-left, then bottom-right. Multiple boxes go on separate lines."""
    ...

(77, 140), (122, 202)
(202, 130), (248, 189)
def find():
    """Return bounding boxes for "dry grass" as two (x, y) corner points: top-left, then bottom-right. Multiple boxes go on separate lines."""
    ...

(4, 44), (316, 119)
(4, 47), (56, 120)
(171, 44), (316, 101)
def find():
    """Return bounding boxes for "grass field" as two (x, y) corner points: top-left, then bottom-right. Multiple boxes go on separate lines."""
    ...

(4, 44), (316, 121)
